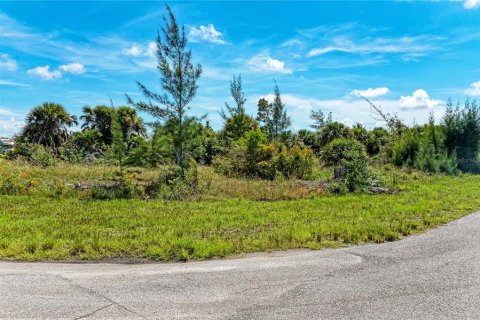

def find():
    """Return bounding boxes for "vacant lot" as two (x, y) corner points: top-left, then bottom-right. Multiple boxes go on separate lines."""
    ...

(1, 161), (479, 261)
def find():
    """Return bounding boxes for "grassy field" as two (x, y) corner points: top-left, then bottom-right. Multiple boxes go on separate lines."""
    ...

(1, 159), (480, 261)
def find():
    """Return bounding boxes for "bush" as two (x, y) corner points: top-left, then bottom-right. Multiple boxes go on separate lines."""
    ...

(145, 160), (202, 200)
(275, 144), (314, 179)
(415, 141), (458, 175)
(391, 129), (419, 167)
(443, 100), (480, 173)
(214, 129), (314, 180)
(14, 143), (55, 167)
(321, 138), (373, 193)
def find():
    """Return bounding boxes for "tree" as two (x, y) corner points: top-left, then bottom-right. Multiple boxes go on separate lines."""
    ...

(351, 123), (369, 146)
(127, 5), (202, 175)
(321, 138), (371, 193)
(271, 82), (291, 139)
(80, 105), (114, 145)
(222, 114), (258, 141)
(366, 127), (389, 156)
(116, 106), (146, 150)
(256, 82), (290, 141)
(317, 121), (351, 147)
(220, 74), (258, 141)
(443, 99), (480, 172)
(256, 97), (272, 136)
(310, 108), (332, 131)
(19, 102), (77, 149)
(220, 74), (246, 120)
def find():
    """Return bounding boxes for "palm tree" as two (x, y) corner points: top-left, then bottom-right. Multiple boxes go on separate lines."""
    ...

(117, 106), (146, 143)
(20, 102), (77, 149)
(80, 105), (114, 145)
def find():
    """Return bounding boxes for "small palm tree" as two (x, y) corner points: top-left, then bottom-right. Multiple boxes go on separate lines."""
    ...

(117, 106), (146, 143)
(20, 102), (77, 149)
(80, 105), (114, 145)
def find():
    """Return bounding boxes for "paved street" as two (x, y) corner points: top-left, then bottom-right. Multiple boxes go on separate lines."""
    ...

(1, 211), (480, 319)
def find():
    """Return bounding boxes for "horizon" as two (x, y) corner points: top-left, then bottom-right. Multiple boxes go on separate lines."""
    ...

(1, 0), (480, 136)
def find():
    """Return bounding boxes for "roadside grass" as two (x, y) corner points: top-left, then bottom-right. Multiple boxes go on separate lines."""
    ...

(1, 172), (479, 261)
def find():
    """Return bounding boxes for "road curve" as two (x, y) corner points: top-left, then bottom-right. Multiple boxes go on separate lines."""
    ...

(1, 211), (480, 319)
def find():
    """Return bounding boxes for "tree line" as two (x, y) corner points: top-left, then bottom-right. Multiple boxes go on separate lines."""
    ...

(8, 5), (480, 194)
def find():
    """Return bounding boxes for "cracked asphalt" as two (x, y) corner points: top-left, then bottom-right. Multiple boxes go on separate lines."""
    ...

(1, 211), (480, 319)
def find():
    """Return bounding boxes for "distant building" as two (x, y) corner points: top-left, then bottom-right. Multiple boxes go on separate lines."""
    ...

(0, 138), (15, 154)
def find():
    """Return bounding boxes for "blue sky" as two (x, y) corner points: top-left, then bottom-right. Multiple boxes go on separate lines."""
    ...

(1, 1), (480, 136)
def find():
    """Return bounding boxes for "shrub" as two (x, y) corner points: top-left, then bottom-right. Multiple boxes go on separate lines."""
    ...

(145, 161), (201, 200)
(391, 129), (419, 167)
(415, 141), (458, 175)
(321, 138), (373, 193)
(276, 144), (314, 179)
(14, 143), (55, 167)
(443, 100), (480, 173)
(214, 129), (314, 180)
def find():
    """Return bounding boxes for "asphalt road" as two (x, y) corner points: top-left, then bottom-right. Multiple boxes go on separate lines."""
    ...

(1, 211), (480, 319)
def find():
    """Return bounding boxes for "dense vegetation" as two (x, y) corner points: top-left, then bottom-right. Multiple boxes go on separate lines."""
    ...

(5, 6), (479, 198)
(1, 5), (480, 261)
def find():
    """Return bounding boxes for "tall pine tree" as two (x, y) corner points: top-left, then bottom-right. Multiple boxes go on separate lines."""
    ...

(127, 5), (202, 175)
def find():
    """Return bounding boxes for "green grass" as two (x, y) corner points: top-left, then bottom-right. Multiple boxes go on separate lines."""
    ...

(1, 173), (480, 261)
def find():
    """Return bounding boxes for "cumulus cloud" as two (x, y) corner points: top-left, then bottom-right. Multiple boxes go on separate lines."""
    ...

(59, 62), (86, 74)
(122, 44), (143, 57)
(399, 89), (443, 110)
(188, 24), (226, 44)
(27, 65), (62, 80)
(122, 42), (157, 58)
(248, 54), (292, 74)
(0, 53), (18, 71)
(350, 87), (390, 98)
(27, 62), (86, 80)
(464, 0), (480, 9)
(466, 81), (480, 96)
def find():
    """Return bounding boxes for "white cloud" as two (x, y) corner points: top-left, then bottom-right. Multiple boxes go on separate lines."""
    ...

(399, 89), (444, 110)
(122, 44), (143, 57)
(0, 53), (18, 71)
(0, 117), (24, 136)
(464, 0), (480, 9)
(466, 81), (480, 96)
(27, 65), (62, 80)
(307, 36), (436, 57)
(0, 108), (15, 117)
(188, 24), (226, 44)
(248, 54), (292, 74)
(145, 41), (157, 57)
(350, 87), (390, 98)
(59, 62), (86, 74)
(0, 80), (30, 87)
